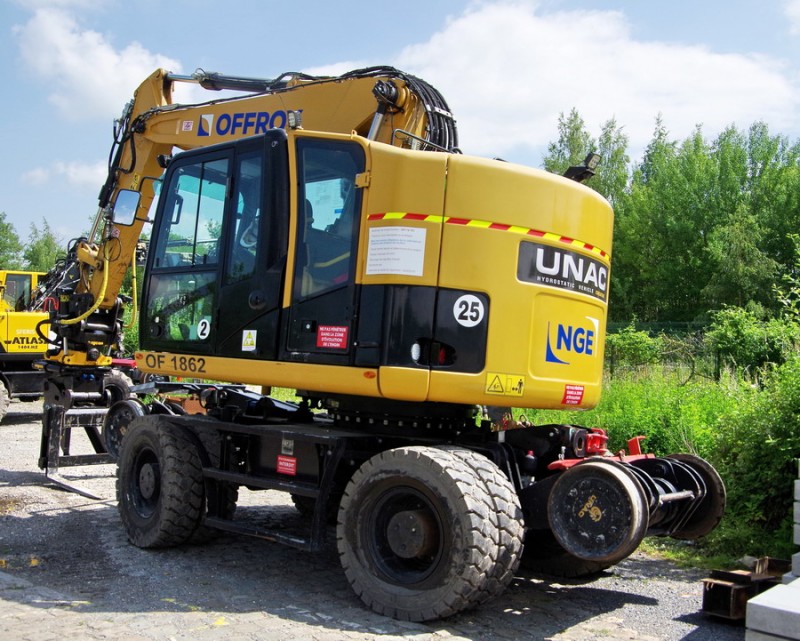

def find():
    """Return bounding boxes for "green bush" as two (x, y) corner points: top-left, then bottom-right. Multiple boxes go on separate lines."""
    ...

(705, 356), (800, 558)
(526, 371), (735, 459)
(605, 322), (663, 369)
(706, 306), (800, 375)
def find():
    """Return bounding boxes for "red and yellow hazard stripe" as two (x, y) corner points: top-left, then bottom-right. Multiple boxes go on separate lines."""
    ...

(367, 212), (609, 259)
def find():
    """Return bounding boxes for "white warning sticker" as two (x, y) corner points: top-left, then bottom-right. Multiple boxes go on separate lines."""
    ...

(241, 329), (257, 352)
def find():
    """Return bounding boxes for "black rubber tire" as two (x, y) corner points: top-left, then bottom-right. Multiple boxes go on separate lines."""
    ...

(666, 453), (726, 540)
(337, 446), (498, 621)
(103, 398), (148, 461)
(185, 420), (238, 544)
(116, 415), (205, 548)
(436, 446), (524, 602)
(0, 384), (9, 424)
(104, 371), (134, 406)
(547, 459), (648, 564)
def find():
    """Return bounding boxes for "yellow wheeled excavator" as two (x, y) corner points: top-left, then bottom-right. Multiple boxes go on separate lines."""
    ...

(37, 65), (725, 621)
(0, 269), (48, 421)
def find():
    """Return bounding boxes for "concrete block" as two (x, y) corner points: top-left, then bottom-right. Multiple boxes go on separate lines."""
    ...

(746, 630), (795, 641)
(793, 553), (800, 577)
(784, 572), (796, 585)
(795, 524), (800, 547)
(747, 584), (800, 639)
(795, 479), (800, 501)
(795, 501), (800, 525)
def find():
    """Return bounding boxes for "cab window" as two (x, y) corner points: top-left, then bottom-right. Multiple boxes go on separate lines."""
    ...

(225, 152), (263, 284)
(145, 155), (229, 348)
(152, 158), (228, 269)
(294, 140), (365, 299)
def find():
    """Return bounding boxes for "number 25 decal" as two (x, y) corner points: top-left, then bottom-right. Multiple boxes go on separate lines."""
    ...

(453, 294), (485, 328)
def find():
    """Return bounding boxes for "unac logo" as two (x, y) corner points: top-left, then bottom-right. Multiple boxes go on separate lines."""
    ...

(545, 318), (600, 365)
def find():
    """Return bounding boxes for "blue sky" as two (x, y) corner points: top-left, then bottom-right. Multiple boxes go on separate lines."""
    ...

(2, 0), (800, 243)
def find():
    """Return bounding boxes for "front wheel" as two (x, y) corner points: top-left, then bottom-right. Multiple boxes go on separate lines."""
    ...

(337, 446), (498, 621)
(116, 415), (205, 548)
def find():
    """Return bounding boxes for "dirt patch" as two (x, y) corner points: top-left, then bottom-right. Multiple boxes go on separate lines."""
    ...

(0, 497), (22, 515)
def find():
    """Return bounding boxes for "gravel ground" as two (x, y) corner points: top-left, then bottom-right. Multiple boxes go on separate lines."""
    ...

(0, 399), (746, 641)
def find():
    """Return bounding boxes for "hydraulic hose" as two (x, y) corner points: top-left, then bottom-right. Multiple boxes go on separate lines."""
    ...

(58, 243), (111, 326)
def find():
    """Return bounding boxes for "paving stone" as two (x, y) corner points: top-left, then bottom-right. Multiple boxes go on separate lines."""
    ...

(746, 630), (795, 641)
(747, 584), (800, 640)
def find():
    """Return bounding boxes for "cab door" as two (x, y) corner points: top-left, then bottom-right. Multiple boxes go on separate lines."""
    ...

(283, 137), (366, 366)
(141, 131), (289, 362)
(215, 132), (289, 360)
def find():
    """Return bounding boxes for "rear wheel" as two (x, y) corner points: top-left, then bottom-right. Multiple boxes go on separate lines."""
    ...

(337, 446), (498, 621)
(116, 415), (205, 548)
(437, 447), (524, 602)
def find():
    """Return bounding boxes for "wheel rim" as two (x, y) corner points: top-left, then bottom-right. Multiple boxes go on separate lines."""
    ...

(130, 447), (161, 518)
(104, 402), (142, 459)
(363, 485), (448, 587)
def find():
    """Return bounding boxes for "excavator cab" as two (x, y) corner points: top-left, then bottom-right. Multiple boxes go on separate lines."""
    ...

(139, 129), (367, 368)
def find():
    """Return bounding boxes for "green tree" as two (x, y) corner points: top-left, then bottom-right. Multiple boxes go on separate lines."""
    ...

(543, 108), (595, 175)
(23, 219), (62, 272)
(0, 212), (23, 269)
(591, 117), (630, 206)
(745, 123), (800, 272)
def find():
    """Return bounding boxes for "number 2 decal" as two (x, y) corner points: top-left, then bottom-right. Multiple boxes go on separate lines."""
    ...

(453, 294), (485, 328)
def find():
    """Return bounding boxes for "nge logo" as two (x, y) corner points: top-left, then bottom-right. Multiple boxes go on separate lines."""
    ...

(545, 318), (599, 365)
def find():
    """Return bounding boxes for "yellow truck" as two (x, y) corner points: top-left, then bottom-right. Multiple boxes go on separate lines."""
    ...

(0, 270), (48, 420)
(38, 66), (725, 620)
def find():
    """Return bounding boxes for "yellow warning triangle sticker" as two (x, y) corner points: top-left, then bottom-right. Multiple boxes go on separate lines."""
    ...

(487, 375), (504, 394)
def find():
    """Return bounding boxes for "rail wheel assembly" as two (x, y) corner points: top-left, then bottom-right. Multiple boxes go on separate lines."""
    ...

(520, 449), (726, 578)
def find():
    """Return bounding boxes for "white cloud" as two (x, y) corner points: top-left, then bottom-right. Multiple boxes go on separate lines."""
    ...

(22, 161), (106, 188)
(786, 0), (800, 34)
(21, 167), (50, 186)
(395, 2), (800, 162)
(53, 160), (108, 186)
(13, 8), (182, 121)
